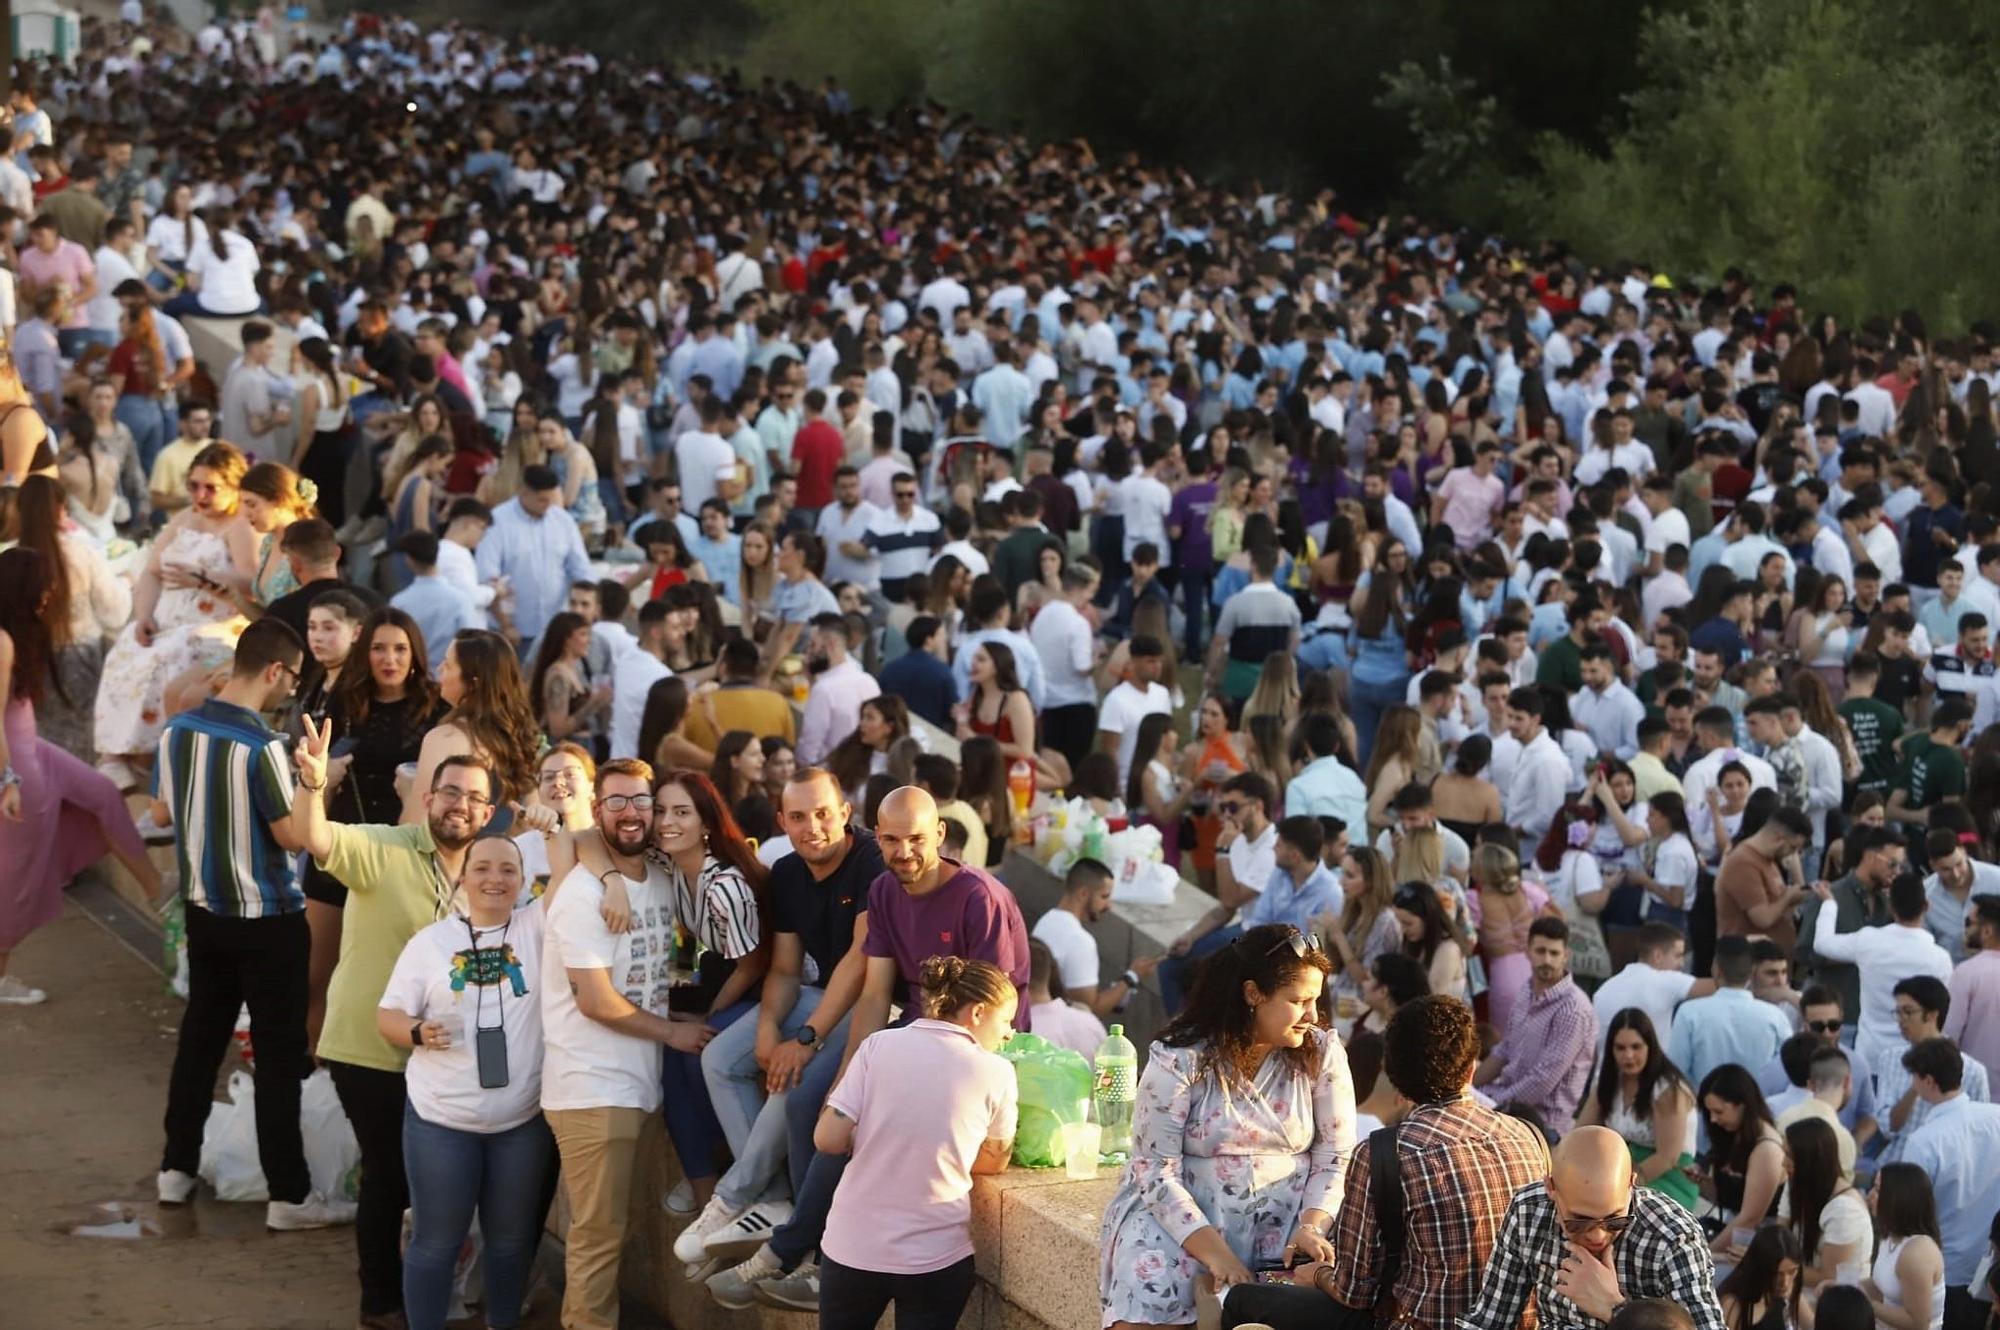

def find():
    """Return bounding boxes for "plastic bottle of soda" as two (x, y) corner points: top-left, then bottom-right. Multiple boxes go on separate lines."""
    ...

(1008, 758), (1034, 838)
(1094, 1023), (1138, 1163)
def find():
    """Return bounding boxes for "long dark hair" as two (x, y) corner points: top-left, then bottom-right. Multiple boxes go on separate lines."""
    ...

(1785, 1116), (1847, 1264)
(13, 475), (71, 650)
(1392, 881), (1454, 967)
(959, 734), (1012, 844)
(526, 611), (588, 726)
(637, 675), (691, 773)
(1649, 790), (1692, 839)
(1354, 564), (1407, 638)
(1873, 1162), (1942, 1243)
(0, 547), (54, 703)
(1717, 1226), (1803, 1330)
(1159, 923), (1331, 1083)
(654, 767), (769, 932)
(710, 729), (759, 806)
(972, 639), (1025, 708)
(442, 628), (539, 803)
(331, 607), (437, 729)
(826, 694), (909, 796)
(1126, 711), (1177, 810)
(1699, 1063), (1777, 1175)
(1592, 1008), (1690, 1123)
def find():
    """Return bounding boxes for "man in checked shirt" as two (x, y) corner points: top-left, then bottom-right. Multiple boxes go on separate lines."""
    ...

(1459, 1127), (1724, 1330)
(1281, 995), (1551, 1330)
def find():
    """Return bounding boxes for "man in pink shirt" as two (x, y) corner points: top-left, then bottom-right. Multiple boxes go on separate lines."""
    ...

(414, 318), (471, 401)
(1431, 440), (1506, 552)
(17, 213), (98, 355)
(1946, 894), (2000, 1086)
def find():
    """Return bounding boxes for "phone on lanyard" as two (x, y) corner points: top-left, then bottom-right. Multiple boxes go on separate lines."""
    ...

(475, 1025), (509, 1089)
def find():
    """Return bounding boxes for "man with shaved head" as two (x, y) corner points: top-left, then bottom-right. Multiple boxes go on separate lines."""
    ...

(707, 784), (1031, 1313)
(1461, 1125), (1724, 1330)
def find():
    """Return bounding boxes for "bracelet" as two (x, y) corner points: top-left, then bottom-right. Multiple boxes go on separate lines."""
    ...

(1299, 1220), (1326, 1236)
(0, 766), (17, 790)
(1313, 1264), (1338, 1296)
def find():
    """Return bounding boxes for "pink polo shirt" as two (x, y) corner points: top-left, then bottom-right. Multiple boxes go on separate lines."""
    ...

(1435, 466), (1504, 551)
(18, 239), (94, 328)
(1946, 950), (2000, 1088)
(821, 1018), (1018, 1275)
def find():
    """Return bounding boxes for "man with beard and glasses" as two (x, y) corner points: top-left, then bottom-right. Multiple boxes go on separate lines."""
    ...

(680, 768), (886, 1267)
(708, 785), (1030, 1314)
(540, 758), (703, 1330)
(292, 716), (501, 1330)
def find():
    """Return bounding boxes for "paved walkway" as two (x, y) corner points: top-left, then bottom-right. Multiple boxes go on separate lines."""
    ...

(0, 898), (571, 1330)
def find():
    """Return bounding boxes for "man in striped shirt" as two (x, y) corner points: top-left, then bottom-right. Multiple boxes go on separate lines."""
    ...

(154, 619), (352, 1229)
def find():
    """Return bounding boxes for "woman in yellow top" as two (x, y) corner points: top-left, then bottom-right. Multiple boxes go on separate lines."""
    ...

(1206, 467), (1252, 564)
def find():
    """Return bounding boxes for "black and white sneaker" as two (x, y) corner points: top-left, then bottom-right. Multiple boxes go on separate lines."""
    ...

(703, 1200), (793, 1261)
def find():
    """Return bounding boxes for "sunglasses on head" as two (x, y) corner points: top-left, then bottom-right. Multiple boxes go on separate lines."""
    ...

(1238, 926), (1314, 961)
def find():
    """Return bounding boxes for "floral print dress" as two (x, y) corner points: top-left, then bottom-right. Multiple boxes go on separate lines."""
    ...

(93, 525), (248, 757)
(1098, 1027), (1356, 1328)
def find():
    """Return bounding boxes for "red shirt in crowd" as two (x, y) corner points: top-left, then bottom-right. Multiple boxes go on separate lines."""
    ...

(791, 417), (844, 508)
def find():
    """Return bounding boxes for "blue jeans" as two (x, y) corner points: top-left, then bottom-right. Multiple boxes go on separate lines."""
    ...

(700, 985), (854, 1212)
(401, 1105), (554, 1330)
(117, 393), (173, 475)
(1157, 925), (1242, 1015)
(161, 290), (262, 319)
(57, 326), (114, 358)
(663, 998), (756, 1181)
(1349, 673), (1410, 771)
(769, 1012), (910, 1271)
(1180, 571), (1210, 660)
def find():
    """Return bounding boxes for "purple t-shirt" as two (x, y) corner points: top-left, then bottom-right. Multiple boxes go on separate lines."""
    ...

(863, 859), (1033, 1029)
(1168, 480), (1218, 566)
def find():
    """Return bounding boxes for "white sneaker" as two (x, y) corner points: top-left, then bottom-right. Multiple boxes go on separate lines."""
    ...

(156, 1169), (198, 1205)
(673, 1194), (743, 1263)
(0, 974), (47, 1005)
(97, 758), (140, 793)
(266, 1191), (357, 1231)
(706, 1243), (783, 1310)
(660, 1177), (697, 1216)
(705, 1200), (794, 1261)
(755, 1258), (821, 1312)
(134, 806), (175, 846)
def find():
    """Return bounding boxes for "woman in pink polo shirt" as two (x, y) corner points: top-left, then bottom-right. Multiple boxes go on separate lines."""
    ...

(812, 956), (1019, 1330)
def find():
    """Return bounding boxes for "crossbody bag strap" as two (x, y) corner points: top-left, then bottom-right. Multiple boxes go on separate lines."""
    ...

(1370, 1122), (1406, 1271)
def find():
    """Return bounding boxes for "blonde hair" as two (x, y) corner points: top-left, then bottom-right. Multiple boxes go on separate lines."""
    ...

(1471, 843), (1522, 894)
(917, 956), (1015, 1020)
(1393, 825), (1444, 886)
(241, 461), (319, 524)
(1339, 846), (1395, 952)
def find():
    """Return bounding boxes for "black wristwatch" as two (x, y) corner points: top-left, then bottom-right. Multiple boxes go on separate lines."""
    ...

(410, 1021), (426, 1050)
(796, 1025), (823, 1050)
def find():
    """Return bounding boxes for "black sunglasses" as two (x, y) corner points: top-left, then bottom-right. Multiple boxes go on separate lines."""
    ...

(1238, 927), (1314, 961)
(1806, 1019), (1842, 1034)
(1559, 1212), (1633, 1237)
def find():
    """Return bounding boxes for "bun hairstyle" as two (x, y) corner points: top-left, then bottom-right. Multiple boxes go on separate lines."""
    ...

(917, 956), (1016, 1020)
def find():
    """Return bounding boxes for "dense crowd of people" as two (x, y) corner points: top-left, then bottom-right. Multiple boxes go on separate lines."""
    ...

(3, 6), (2000, 1330)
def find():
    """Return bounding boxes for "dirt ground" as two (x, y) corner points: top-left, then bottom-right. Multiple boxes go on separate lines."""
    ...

(0, 900), (574, 1330)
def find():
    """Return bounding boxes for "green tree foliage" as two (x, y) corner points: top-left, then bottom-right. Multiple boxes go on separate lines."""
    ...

(1505, 0), (2000, 324)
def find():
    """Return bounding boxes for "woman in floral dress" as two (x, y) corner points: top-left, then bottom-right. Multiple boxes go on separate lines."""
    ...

(92, 442), (260, 786)
(1099, 923), (1356, 1330)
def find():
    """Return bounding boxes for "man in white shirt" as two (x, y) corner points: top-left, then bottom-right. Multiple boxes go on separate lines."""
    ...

(1810, 874), (1955, 1074)
(1592, 924), (1713, 1049)
(1096, 636), (1174, 790)
(608, 601), (674, 761)
(1680, 708), (1779, 811)
(1844, 359), (1898, 438)
(917, 263), (970, 322)
(542, 764), (701, 1330)
(674, 395), (740, 512)
(1028, 564), (1102, 772)
(1031, 859), (1155, 1020)
(1118, 442), (1174, 561)
(815, 467), (882, 593)
(796, 614), (879, 766)
(1158, 772), (1280, 1013)
(1573, 644), (1645, 759)
(474, 467), (595, 650)
(1780, 696), (1847, 876)
(1640, 474), (1692, 575)
(1503, 686), (1572, 844)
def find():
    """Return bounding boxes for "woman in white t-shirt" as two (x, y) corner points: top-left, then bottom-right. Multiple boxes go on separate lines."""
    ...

(812, 956), (1019, 1330)
(1622, 790), (1699, 936)
(1784, 1116), (1870, 1291)
(164, 206), (261, 318)
(145, 183), (208, 288)
(375, 834), (556, 1330)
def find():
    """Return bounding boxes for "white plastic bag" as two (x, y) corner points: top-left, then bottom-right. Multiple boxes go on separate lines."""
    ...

(401, 1210), (485, 1320)
(199, 1071), (268, 1201)
(1111, 858), (1179, 907)
(198, 1068), (360, 1204)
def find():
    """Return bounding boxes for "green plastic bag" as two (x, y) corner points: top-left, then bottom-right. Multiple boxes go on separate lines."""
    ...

(999, 1033), (1093, 1168)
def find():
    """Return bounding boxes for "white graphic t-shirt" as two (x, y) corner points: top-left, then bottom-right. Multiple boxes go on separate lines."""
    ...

(540, 861), (676, 1112)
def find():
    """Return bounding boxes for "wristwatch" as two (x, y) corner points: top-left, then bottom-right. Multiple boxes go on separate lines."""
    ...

(410, 1021), (426, 1050)
(795, 1025), (823, 1050)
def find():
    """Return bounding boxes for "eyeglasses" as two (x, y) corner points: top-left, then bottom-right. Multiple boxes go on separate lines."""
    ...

(599, 794), (656, 813)
(433, 785), (492, 808)
(1805, 1019), (1843, 1034)
(1558, 1211), (1633, 1237)
(275, 661), (301, 685)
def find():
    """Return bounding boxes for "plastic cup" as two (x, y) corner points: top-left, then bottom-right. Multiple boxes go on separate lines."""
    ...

(1062, 1122), (1101, 1178)
(395, 761), (418, 800)
(430, 1013), (465, 1048)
